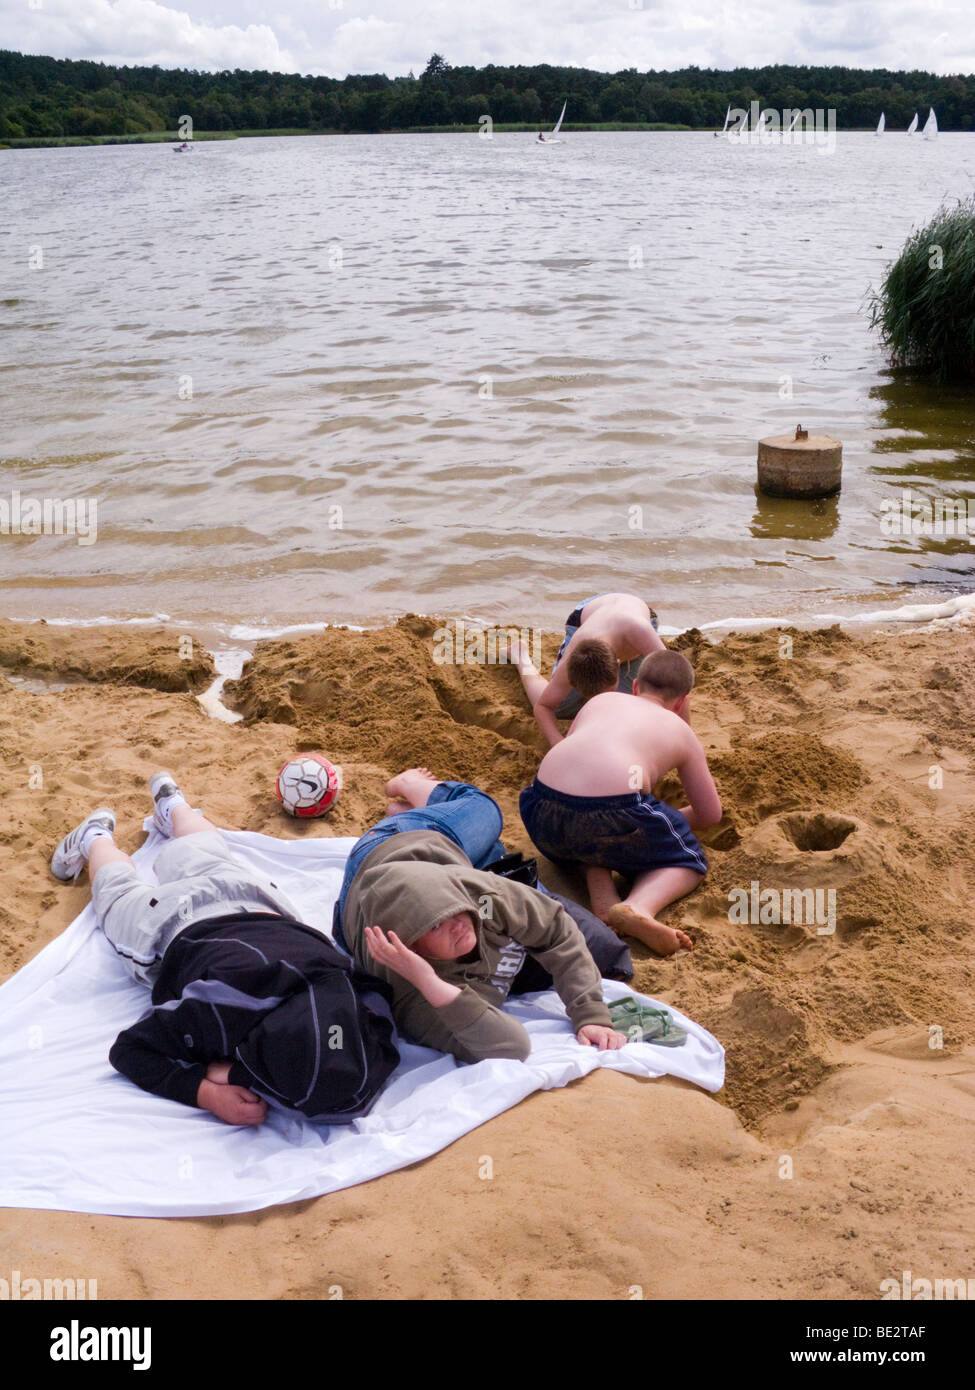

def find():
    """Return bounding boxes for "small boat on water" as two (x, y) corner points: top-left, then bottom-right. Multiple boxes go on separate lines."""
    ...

(923, 108), (938, 140)
(537, 102), (567, 144)
(907, 112), (919, 135)
(726, 107), (748, 141)
(714, 103), (731, 137)
(876, 112), (885, 135)
(173, 142), (192, 152)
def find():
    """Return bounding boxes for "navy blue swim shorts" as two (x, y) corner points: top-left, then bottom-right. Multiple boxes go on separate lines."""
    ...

(519, 778), (707, 876)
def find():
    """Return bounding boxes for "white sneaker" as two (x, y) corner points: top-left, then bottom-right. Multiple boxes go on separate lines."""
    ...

(51, 808), (116, 881)
(148, 770), (185, 837)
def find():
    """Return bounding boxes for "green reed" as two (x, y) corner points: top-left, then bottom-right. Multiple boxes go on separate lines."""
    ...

(871, 197), (975, 384)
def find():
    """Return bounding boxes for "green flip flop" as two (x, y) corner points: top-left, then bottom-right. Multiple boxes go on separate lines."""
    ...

(609, 996), (688, 1047)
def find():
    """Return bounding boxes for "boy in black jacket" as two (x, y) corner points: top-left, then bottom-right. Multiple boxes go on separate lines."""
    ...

(51, 773), (398, 1126)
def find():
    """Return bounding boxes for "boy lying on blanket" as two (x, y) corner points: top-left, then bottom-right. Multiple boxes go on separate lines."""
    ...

(333, 769), (628, 1063)
(50, 774), (399, 1127)
(520, 648), (722, 956)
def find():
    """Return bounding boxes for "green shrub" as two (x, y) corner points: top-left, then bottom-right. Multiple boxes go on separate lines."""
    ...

(871, 197), (975, 384)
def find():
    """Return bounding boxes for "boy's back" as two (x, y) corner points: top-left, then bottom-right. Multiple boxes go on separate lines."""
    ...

(569, 593), (663, 663)
(538, 691), (694, 797)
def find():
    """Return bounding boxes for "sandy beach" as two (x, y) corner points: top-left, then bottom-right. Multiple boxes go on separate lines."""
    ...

(1, 613), (973, 1299)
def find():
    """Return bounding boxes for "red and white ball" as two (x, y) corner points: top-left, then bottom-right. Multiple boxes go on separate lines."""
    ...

(276, 754), (341, 817)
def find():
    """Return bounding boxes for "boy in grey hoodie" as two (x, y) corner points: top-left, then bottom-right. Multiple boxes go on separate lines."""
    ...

(340, 769), (626, 1064)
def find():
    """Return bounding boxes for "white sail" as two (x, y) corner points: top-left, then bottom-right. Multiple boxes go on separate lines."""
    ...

(923, 107), (938, 139)
(552, 100), (567, 136)
(876, 112), (885, 135)
(907, 111), (919, 135)
(721, 103), (731, 134)
(786, 110), (800, 133)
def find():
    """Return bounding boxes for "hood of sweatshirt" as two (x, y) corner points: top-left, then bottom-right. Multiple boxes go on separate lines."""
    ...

(233, 976), (398, 1121)
(343, 831), (489, 970)
(341, 829), (613, 1053)
(351, 858), (481, 947)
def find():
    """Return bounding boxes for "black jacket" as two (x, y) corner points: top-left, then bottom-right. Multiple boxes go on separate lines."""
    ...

(109, 912), (399, 1122)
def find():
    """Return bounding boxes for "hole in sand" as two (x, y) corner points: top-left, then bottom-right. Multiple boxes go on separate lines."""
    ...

(704, 820), (741, 851)
(780, 812), (857, 852)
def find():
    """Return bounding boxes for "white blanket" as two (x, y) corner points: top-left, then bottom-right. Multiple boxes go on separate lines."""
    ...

(0, 829), (725, 1218)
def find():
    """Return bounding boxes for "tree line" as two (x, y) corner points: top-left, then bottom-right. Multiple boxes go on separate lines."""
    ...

(1, 49), (972, 140)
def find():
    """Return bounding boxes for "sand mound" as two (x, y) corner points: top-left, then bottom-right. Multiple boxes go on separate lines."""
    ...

(0, 619), (213, 692)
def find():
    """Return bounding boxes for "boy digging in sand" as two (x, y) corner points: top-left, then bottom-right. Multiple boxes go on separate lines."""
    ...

(519, 649), (722, 955)
(513, 591), (675, 746)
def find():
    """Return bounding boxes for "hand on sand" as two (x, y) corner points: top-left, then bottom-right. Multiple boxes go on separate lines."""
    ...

(577, 1024), (627, 1051)
(606, 903), (693, 956)
(508, 635), (537, 674)
(197, 1077), (267, 1126)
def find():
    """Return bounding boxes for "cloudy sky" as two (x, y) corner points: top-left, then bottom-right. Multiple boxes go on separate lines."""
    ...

(2, 0), (973, 77)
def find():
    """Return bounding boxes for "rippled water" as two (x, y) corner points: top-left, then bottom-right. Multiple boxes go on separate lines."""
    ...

(2, 131), (974, 634)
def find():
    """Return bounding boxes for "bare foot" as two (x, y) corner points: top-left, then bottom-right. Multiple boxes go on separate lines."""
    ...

(585, 866), (621, 923)
(384, 768), (441, 809)
(607, 903), (693, 956)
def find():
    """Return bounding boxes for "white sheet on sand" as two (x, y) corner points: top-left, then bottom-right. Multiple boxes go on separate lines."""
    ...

(0, 829), (725, 1218)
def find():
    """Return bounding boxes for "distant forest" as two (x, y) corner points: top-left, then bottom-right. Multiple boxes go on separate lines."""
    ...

(2, 49), (973, 139)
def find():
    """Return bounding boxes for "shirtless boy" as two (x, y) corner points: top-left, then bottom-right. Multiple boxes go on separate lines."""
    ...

(513, 592), (672, 746)
(519, 649), (722, 955)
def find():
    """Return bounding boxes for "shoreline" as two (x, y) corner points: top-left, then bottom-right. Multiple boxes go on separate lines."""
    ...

(3, 586), (974, 667)
(1, 612), (973, 1297)
(3, 125), (968, 150)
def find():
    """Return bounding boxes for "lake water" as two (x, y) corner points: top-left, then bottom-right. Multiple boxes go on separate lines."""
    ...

(2, 130), (974, 638)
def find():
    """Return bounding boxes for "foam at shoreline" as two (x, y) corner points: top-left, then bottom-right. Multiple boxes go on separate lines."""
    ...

(5, 588), (975, 644)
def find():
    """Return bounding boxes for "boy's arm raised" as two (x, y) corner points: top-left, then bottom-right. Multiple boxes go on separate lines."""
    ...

(365, 926), (531, 1063)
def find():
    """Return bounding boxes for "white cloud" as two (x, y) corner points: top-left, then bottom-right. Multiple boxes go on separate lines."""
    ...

(4, 0), (297, 71)
(2, 0), (973, 76)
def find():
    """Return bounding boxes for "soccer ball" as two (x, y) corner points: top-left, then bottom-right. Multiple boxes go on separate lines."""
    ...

(276, 755), (341, 818)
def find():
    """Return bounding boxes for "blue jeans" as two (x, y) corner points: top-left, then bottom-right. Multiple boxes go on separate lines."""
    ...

(333, 782), (505, 951)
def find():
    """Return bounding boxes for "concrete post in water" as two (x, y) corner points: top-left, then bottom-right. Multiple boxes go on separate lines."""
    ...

(757, 424), (843, 498)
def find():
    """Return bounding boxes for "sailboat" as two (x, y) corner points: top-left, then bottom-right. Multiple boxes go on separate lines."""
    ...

(714, 103), (731, 138)
(907, 112), (919, 135)
(876, 112), (885, 135)
(923, 108), (938, 140)
(538, 101), (567, 144)
(725, 106), (748, 142)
